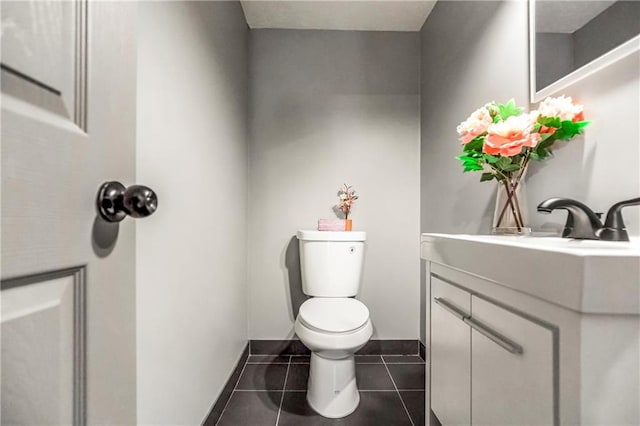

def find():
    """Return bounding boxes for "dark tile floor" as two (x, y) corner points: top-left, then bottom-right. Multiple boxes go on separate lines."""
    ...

(216, 354), (425, 426)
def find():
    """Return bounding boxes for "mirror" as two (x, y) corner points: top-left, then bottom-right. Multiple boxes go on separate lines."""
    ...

(530, 0), (640, 102)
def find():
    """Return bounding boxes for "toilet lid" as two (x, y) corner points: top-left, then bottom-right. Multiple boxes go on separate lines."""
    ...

(298, 298), (369, 333)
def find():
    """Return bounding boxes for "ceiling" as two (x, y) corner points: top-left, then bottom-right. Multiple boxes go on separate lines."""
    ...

(536, 0), (616, 33)
(240, 1), (437, 32)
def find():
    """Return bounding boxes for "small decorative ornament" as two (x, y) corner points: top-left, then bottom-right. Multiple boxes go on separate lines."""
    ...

(456, 96), (590, 234)
(336, 183), (358, 231)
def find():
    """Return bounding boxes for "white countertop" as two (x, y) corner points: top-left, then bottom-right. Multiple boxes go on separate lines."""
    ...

(421, 233), (640, 314)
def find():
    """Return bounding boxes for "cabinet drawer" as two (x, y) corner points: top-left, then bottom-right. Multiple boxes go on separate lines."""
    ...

(471, 296), (556, 426)
(431, 277), (471, 426)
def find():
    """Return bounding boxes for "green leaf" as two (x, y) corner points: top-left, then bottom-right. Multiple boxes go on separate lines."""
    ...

(560, 121), (581, 139)
(538, 133), (553, 143)
(462, 159), (481, 166)
(480, 173), (495, 182)
(483, 154), (499, 164)
(574, 120), (591, 130)
(496, 157), (512, 169)
(457, 154), (483, 173)
(497, 99), (522, 121)
(534, 146), (553, 160)
(456, 155), (477, 163)
(463, 137), (484, 153)
(552, 120), (590, 140)
(538, 116), (561, 128)
(463, 163), (483, 172)
(536, 136), (555, 151)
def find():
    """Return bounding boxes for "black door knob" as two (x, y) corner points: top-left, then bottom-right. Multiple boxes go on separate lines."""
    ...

(97, 181), (158, 222)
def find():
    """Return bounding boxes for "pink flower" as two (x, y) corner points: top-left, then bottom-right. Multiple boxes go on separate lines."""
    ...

(457, 106), (493, 144)
(536, 95), (584, 121)
(484, 113), (541, 157)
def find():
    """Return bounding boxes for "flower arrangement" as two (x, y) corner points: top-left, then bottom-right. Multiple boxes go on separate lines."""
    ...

(337, 183), (358, 220)
(456, 96), (590, 232)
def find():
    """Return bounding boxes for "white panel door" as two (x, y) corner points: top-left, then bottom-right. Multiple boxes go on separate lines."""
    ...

(1, 1), (137, 424)
(431, 276), (471, 426)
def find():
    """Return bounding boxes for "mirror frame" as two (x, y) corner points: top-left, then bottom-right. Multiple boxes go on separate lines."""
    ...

(529, 0), (640, 103)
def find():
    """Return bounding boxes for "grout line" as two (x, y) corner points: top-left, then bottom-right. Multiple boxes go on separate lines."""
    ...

(215, 357), (250, 426)
(382, 357), (415, 426)
(369, 362), (425, 365)
(232, 389), (423, 392)
(247, 362), (291, 365)
(274, 356), (292, 426)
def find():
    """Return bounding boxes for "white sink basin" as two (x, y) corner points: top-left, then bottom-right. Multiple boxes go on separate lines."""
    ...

(448, 234), (640, 254)
(421, 233), (640, 314)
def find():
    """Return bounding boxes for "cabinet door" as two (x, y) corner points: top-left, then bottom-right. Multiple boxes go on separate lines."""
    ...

(471, 296), (556, 426)
(431, 277), (471, 426)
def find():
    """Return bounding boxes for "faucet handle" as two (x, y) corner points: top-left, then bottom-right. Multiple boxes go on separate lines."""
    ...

(599, 197), (640, 242)
(537, 198), (602, 240)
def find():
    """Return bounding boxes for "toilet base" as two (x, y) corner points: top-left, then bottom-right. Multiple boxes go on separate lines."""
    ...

(306, 352), (360, 418)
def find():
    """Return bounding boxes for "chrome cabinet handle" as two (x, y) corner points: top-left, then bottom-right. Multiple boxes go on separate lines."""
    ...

(97, 181), (158, 222)
(464, 317), (523, 355)
(433, 297), (470, 321)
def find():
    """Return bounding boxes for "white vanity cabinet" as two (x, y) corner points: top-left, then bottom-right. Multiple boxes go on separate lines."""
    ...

(431, 277), (471, 425)
(470, 295), (554, 426)
(430, 276), (555, 426)
(422, 233), (640, 426)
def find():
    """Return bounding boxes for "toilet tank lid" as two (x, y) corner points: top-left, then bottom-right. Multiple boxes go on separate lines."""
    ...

(297, 230), (366, 241)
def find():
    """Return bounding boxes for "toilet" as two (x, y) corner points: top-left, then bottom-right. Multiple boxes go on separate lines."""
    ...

(294, 230), (373, 418)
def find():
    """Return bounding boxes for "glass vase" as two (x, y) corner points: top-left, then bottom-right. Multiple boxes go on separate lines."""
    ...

(492, 173), (531, 235)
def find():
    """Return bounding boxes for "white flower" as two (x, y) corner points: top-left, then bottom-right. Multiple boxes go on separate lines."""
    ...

(336, 184), (358, 217)
(456, 106), (493, 144)
(537, 95), (584, 121)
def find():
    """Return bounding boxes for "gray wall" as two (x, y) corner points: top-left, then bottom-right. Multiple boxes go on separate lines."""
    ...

(248, 29), (421, 340)
(420, 1), (529, 237)
(419, 0), (640, 343)
(136, 2), (248, 424)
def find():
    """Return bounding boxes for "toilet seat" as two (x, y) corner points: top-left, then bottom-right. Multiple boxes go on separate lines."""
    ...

(298, 298), (369, 334)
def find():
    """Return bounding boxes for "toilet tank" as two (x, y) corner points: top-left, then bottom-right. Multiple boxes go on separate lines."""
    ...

(296, 230), (366, 297)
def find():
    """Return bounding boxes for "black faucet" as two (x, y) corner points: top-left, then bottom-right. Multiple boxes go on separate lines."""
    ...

(537, 197), (640, 241)
(598, 197), (640, 242)
(537, 198), (603, 239)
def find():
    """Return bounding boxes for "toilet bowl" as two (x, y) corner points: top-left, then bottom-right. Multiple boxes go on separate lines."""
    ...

(294, 230), (372, 419)
(295, 298), (373, 418)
